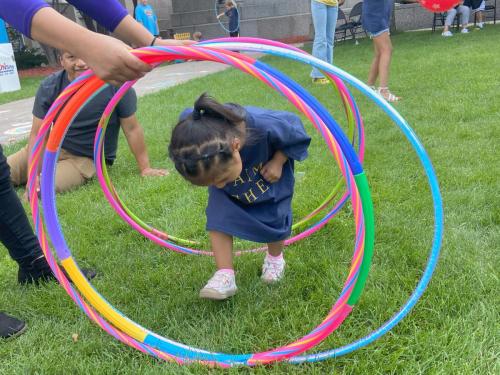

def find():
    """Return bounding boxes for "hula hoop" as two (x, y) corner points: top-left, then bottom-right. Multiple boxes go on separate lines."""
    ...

(202, 38), (444, 363)
(26, 37), (443, 367)
(215, 0), (240, 34)
(93, 43), (366, 253)
(29, 43), (372, 366)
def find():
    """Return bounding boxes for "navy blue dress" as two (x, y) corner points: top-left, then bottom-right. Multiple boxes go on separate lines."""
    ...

(184, 106), (311, 243)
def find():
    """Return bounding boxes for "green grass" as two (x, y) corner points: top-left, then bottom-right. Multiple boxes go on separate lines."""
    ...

(1, 26), (499, 374)
(0, 76), (45, 105)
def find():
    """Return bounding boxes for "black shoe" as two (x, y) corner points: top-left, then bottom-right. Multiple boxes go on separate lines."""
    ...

(0, 312), (27, 339)
(18, 256), (97, 285)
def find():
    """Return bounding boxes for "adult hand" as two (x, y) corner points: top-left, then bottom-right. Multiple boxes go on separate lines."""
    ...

(76, 33), (152, 86)
(141, 168), (169, 177)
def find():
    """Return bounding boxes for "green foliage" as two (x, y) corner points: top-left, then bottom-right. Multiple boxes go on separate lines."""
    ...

(1, 26), (499, 374)
(14, 48), (48, 70)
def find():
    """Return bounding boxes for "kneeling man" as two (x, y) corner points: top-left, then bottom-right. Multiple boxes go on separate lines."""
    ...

(8, 50), (166, 193)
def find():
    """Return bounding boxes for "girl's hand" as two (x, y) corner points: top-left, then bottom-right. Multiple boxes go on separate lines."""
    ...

(261, 151), (288, 183)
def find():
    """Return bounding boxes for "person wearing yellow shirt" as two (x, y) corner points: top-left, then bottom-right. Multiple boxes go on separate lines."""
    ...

(310, 0), (345, 84)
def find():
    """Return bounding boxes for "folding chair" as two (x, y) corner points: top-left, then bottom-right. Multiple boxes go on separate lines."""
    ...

(474, 0), (497, 25)
(173, 32), (191, 40)
(432, 11), (460, 32)
(335, 8), (350, 42)
(345, 2), (367, 42)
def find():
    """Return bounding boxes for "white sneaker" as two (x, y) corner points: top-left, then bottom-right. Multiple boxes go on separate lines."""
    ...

(461, 28), (469, 34)
(442, 31), (453, 37)
(261, 255), (285, 284)
(477, 22), (484, 29)
(199, 270), (237, 300)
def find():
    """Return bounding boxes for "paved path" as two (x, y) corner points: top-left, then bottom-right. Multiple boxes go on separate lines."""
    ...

(0, 59), (241, 145)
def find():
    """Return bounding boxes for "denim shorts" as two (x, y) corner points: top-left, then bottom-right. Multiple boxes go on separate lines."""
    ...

(362, 0), (393, 37)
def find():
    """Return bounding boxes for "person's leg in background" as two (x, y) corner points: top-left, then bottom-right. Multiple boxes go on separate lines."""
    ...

(0, 145), (46, 276)
(325, 4), (339, 65)
(475, 1), (485, 28)
(457, 5), (470, 32)
(443, 8), (458, 36)
(367, 34), (382, 87)
(0, 145), (31, 338)
(1, 146), (96, 283)
(364, 0), (399, 102)
(54, 150), (95, 193)
(310, 0), (329, 83)
(371, 32), (393, 90)
(6, 145), (29, 187)
(8, 147), (94, 194)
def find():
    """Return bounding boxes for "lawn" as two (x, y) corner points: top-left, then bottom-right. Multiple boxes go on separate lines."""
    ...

(0, 76), (45, 105)
(1, 26), (499, 374)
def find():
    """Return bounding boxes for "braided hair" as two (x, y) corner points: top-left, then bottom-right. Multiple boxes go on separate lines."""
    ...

(168, 93), (246, 185)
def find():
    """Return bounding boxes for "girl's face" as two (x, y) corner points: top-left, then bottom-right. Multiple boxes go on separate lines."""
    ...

(194, 138), (243, 188)
(212, 150), (242, 188)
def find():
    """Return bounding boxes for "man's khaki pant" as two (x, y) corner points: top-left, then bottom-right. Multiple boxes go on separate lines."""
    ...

(7, 146), (96, 193)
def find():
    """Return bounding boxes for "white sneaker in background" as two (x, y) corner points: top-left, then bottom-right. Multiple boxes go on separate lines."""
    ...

(442, 31), (453, 37)
(461, 28), (469, 34)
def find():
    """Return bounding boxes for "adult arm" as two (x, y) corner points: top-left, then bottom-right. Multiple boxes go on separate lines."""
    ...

(119, 115), (168, 177)
(30, 8), (151, 86)
(2, 3), (193, 85)
(0, 0), (49, 37)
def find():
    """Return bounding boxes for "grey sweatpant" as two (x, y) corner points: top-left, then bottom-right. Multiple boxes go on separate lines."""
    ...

(446, 5), (470, 27)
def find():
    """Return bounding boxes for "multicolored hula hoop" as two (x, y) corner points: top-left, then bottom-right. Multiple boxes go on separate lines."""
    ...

(27, 38), (443, 366)
(93, 39), (366, 254)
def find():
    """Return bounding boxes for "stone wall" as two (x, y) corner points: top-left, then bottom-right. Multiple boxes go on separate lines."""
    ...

(125, 0), (499, 40)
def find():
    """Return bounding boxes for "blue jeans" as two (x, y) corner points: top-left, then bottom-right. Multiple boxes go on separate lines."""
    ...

(310, 0), (339, 79)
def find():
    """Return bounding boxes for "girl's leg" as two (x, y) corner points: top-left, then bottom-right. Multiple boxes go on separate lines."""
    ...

(267, 240), (284, 257)
(310, 0), (328, 79)
(262, 240), (285, 283)
(200, 231), (237, 300)
(209, 231), (234, 270)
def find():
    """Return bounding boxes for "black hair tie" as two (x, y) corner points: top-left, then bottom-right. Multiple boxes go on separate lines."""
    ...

(192, 109), (202, 120)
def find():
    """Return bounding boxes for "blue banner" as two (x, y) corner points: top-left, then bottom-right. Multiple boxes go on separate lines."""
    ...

(0, 19), (9, 44)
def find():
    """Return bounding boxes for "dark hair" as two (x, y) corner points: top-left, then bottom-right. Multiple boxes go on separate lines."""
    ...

(168, 93), (246, 184)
